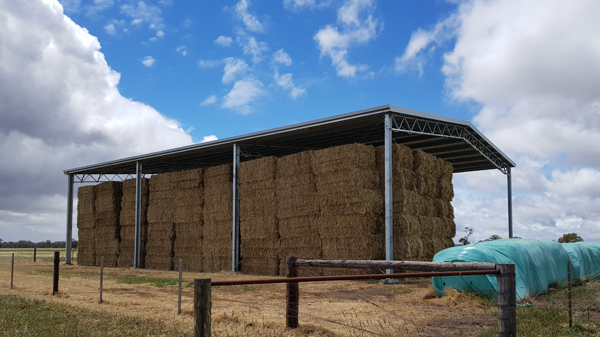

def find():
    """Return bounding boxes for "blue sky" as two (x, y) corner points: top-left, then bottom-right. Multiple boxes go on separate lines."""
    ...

(1, 0), (600, 244)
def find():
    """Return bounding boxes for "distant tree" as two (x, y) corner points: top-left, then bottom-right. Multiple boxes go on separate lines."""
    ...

(558, 233), (583, 243)
(459, 227), (473, 245)
(487, 234), (502, 241)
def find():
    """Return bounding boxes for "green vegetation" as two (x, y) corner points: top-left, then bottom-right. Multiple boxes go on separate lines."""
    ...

(479, 279), (600, 336)
(559, 233), (584, 243)
(243, 286), (257, 292)
(0, 295), (189, 336)
(0, 248), (77, 263)
(116, 276), (179, 288)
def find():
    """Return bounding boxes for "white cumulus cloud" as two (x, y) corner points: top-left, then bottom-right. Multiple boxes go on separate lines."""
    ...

(272, 49), (292, 66)
(200, 135), (218, 143)
(274, 70), (305, 99)
(222, 78), (264, 113)
(234, 0), (264, 33)
(214, 35), (233, 47)
(142, 56), (155, 67)
(200, 95), (217, 106)
(222, 58), (249, 84)
(0, 0), (193, 241)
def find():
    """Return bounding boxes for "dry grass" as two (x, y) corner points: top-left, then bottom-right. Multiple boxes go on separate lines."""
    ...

(0, 260), (497, 336)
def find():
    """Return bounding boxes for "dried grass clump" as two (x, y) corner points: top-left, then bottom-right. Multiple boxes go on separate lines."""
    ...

(77, 185), (96, 266)
(171, 169), (204, 272)
(203, 164), (233, 272)
(118, 178), (149, 268)
(239, 157), (280, 275)
(94, 181), (122, 267)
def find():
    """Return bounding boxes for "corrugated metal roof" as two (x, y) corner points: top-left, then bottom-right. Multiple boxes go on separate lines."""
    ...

(64, 105), (515, 176)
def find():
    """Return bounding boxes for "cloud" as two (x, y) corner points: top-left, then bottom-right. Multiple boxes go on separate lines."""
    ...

(120, 1), (164, 30)
(272, 49), (292, 66)
(314, 0), (380, 77)
(222, 58), (249, 84)
(234, 0), (264, 33)
(0, 0), (192, 241)
(182, 18), (192, 29)
(200, 135), (218, 143)
(200, 95), (217, 106)
(141, 56), (155, 67)
(283, 0), (331, 11)
(198, 59), (220, 68)
(239, 35), (268, 63)
(85, 0), (114, 17)
(175, 45), (187, 56)
(214, 35), (233, 47)
(222, 78), (264, 113)
(274, 70), (305, 99)
(156, 30), (165, 38)
(104, 23), (116, 35)
(402, 0), (600, 241)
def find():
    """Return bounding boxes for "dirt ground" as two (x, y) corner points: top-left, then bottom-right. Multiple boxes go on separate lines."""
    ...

(1, 260), (497, 336)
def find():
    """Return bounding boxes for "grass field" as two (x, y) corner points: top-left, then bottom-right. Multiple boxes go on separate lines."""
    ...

(1, 254), (599, 336)
(0, 248), (77, 263)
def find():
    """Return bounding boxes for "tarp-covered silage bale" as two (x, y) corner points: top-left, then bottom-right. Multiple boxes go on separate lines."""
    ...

(561, 242), (600, 280)
(432, 239), (569, 301)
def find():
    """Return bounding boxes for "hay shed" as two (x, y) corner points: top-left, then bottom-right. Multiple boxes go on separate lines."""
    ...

(64, 105), (515, 274)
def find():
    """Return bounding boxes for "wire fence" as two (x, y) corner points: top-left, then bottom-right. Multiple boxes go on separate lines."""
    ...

(1, 251), (500, 336)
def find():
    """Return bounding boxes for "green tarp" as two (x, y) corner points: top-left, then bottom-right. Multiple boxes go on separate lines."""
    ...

(561, 242), (600, 280)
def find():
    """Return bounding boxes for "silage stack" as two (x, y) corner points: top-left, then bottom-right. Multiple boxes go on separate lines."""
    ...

(94, 181), (123, 267)
(77, 185), (96, 266)
(172, 169), (204, 272)
(239, 157), (280, 275)
(146, 173), (176, 270)
(202, 164), (233, 272)
(314, 144), (384, 275)
(117, 178), (149, 268)
(276, 151), (322, 277)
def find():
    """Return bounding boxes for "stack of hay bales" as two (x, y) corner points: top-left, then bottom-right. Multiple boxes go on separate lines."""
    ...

(94, 182), (123, 267)
(172, 169), (204, 271)
(146, 173), (176, 270)
(239, 157), (280, 275)
(117, 178), (149, 268)
(276, 151), (322, 277)
(376, 145), (455, 262)
(202, 164), (233, 272)
(77, 185), (96, 266)
(314, 144), (384, 275)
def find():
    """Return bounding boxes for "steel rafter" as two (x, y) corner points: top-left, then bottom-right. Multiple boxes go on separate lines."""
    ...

(74, 173), (149, 183)
(391, 116), (510, 175)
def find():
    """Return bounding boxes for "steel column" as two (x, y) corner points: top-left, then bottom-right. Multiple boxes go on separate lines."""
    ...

(65, 174), (74, 264)
(384, 114), (393, 274)
(232, 144), (241, 272)
(134, 161), (143, 268)
(507, 166), (513, 238)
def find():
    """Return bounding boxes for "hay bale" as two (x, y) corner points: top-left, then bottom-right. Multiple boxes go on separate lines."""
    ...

(77, 185), (96, 228)
(438, 179), (454, 201)
(315, 169), (379, 194)
(433, 237), (455, 253)
(375, 145), (415, 191)
(239, 157), (276, 183)
(203, 164), (233, 272)
(320, 235), (384, 275)
(393, 214), (419, 236)
(93, 182), (122, 267)
(77, 227), (96, 266)
(318, 189), (383, 216)
(277, 196), (316, 220)
(415, 172), (438, 198)
(240, 237), (280, 275)
(313, 144), (376, 174)
(412, 149), (437, 173)
(318, 214), (382, 238)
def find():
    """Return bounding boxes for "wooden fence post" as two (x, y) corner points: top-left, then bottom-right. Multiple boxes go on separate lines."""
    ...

(286, 256), (299, 329)
(99, 256), (104, 303)
(11, 253), (14, 289)
(178, 258), (183, 315)
(53, 251), (60, 295)
(194, 278), (211, 337)
(496, 263), (516, 336)
(34, 248), (37, 262)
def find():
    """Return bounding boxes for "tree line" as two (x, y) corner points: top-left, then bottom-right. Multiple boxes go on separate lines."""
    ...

(0, 239), (78, 249)
(458, 227), (583, 245)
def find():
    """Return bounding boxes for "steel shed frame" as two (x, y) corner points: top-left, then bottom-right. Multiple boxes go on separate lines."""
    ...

(63, 105), (516, 269)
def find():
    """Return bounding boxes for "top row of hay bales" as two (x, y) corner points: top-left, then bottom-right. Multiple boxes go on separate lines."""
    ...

(77, 142), (455, 275)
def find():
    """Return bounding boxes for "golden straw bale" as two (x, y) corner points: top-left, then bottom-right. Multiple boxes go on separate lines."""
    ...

(375, 144), (414, 171)
(317, 214), (382, 238)
(173, 205), (203, 224)
(393, 236), (411, 261)
(278, 216), (319, 238)
(412, 149), (437, 173)
(415, 172), (438, 198)
(438, 179), (454, 201)
(203, 237), (232, 272)
(415, 216), (435, 236)
(421, 236), (435, 259)
(240, 217), (279, 238)
(77, 227), (96, 266)
(393, 214), (419, 236)
(277, 151), (314, 176)
(441, 217), (457, 238)
(147, 207), (174, 223)
(435, 157), (454, 180)
(277, 196), (316, 218)
(174, 222), (203, 239)
(276, 176), (316, 197)
(204, 164), (232, 179)
(433, 237), (455, 254)
(318, 189), (383, 216)
(240, 197), (277, 219)
(172, 188), (204, 207)
(239, 181), (276, 199)
(240, 237), (280, 275)
(122, 178), (150, 195)
(315, 168), (380, 194)
(406, 236), (424, 259)
(203, 219), (232, 238)
(313, 144), (376, 174)
(239, 157), (276, 182)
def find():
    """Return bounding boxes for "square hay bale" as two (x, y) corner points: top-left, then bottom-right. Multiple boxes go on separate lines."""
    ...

(412, 149), (437, 174)
(433, 237), (455, 254)
(438, 179), (454, 201)
(77, 227), (96, 266)
(275, 175), (316, 197)
(441, 217), (456, 239)
(317, 214), (382, 238)
(77, 185), (96, 228)
(415, 172), (438, 198)
(149, 173), (174, 192)
(406, 236), (424, 259)
(203, 237), (232, 272)
(313, 144), (376, 174)
(240, 197), (277, 219)
(278, 216), (319, 238)
(393, 214), (419, 236)
(318, 189), (383, 216)
(416, 216), (436, 236)
(240, 217), (279, 238)
(315, 168), (380, 194)
(239, 157), (276, 183)
(277, 195), (316, 219)
(122, 177), (150, 195)
(240, 237), (280, 275)
(375, 145), (416, 191)
(239, 181), (276, 199)
(277, 150), (314, 176)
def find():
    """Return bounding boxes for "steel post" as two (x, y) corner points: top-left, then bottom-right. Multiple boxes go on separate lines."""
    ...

(65, 174), (74, 264)
(232, 144), (241, 272)
(384, 114), (393, 274)
(134, 161), (143, 268)
(507, 166), (513, 238)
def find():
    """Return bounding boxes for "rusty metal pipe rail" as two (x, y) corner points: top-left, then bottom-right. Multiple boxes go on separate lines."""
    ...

(210, 270), (499, 286)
